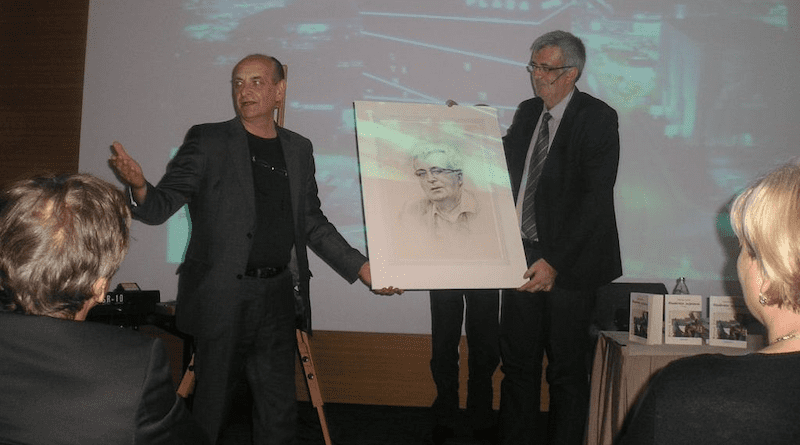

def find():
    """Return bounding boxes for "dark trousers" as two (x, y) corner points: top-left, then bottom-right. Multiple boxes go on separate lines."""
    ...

(193, 270), (297, 445)
(498, 246), (594, 445)
(430, 289), (500, 429)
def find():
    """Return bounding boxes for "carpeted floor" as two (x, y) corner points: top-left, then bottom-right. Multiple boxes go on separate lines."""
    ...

(298, 402), (512, 445)
(297, 402), (442, 445)
(220, 398), (546, 445)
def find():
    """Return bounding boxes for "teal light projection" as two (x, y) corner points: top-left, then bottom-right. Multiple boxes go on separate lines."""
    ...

(166, 147), (191, 264)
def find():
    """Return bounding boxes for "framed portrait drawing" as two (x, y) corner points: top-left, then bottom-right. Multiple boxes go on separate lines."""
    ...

(354, 101), (527, 290)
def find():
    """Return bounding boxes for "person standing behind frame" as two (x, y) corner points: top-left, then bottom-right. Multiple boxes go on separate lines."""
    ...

(427, 286), (500, 445)
(400, 140), (501, 444)
(0, 173), (208, 445)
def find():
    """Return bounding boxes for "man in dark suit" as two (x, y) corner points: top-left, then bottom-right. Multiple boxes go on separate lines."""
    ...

(109, 54), (400, 445)
(499, 31), (622, 445)
(0, 173), (207, 445)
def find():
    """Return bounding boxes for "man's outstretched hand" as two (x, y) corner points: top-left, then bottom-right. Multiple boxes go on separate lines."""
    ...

(359, 262), (404, 296)
(108, 141), (147, 203)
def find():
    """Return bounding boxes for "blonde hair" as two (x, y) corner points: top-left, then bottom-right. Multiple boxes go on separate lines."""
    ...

(730, 159), (800, 311)
(0, 174), (131, 319)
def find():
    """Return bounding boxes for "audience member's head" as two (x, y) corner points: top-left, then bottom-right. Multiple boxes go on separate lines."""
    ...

(0, 173), (131, 320)
(730, 159), (800, 313)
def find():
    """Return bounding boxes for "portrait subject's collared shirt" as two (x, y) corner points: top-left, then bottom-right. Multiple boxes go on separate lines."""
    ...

(396, 189), (501, 260)
(419, 189), (480, 239)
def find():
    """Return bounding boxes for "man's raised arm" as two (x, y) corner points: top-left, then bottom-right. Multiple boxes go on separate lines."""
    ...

(108, 141), (148, 204)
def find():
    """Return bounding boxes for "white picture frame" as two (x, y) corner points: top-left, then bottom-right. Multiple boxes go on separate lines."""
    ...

(354, 101), (527, 290)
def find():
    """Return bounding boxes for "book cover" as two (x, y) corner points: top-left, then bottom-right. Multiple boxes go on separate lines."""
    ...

(629, 292), (664, 344)
(708, 295), (749, 348)
(664, 294), (705, 345)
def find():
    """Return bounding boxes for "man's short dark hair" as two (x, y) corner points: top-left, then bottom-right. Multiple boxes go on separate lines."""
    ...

(235, 54), (286, 83)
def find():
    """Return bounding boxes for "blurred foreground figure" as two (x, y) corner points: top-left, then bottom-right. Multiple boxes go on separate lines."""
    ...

(0, 173), (207, 445)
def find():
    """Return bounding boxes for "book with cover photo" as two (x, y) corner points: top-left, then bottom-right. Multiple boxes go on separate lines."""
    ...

(629, 292), (664, 344)
(664, 294), (705, 345)
(709, 295), (749, 348)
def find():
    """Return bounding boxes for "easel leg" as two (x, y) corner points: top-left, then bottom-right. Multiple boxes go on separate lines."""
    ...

(177, 353), (196, 398)
(296, 329), (333, 445)
(180, 333), (331, 443)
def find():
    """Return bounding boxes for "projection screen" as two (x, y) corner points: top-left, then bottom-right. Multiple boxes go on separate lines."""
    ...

(79, 0), (799, 334)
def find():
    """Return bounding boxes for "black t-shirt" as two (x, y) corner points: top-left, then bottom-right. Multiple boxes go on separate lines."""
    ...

(246, 132), (294, 269)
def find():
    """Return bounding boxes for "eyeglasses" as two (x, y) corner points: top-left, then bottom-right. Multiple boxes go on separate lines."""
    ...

(415, 167), (461, 179)
(526, 63), (573, 74)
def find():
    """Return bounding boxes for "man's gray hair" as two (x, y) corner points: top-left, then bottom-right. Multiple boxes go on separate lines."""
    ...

(0, 174), (131, 319)
(531, 30), (586, 82)
(411, 140), (465, 171)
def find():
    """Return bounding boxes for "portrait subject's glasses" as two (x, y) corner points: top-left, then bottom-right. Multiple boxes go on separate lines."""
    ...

(415, 167), (462, 179)
(526, 63), (573, 74)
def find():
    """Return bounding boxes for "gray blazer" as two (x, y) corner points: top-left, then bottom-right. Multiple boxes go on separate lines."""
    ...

(133, 118), (366, 335)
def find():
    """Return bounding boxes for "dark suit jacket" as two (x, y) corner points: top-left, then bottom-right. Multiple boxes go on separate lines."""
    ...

(0, 312), (207, 445)
(133, 118), (366, 335)
(503, 89), (622, 290)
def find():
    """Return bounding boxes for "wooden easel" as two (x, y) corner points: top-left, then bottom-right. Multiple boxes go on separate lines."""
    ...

(177, 329), (333, 445)
(296, 329), (333, 445)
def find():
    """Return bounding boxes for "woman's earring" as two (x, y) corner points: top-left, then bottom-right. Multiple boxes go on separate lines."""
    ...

(759, 293), (768, 305)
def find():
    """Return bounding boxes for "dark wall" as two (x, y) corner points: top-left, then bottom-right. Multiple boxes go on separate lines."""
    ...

(1, 1), (90, 187)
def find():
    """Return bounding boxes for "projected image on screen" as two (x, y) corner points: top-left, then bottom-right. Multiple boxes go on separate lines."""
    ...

(80, 0), (797, 330)
(165, 148), (190, 264)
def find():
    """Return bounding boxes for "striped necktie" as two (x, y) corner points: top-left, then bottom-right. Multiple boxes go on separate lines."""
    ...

(520, 112), (551, 241)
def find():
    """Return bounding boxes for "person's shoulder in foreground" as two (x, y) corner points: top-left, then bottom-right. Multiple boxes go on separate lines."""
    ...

(0, 311), (209, 445)
(617, 352), (800, 445)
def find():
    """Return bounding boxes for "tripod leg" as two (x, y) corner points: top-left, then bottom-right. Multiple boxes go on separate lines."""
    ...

(177, 353), (196, 398)
(296, 329), (333, 445)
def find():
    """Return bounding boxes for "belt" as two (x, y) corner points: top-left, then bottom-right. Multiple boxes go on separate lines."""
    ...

(244, 265), (287, 279)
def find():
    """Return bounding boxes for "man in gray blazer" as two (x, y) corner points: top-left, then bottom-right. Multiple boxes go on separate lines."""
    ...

(0, 173), (207, 445)
(109, 54), (400, 445)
